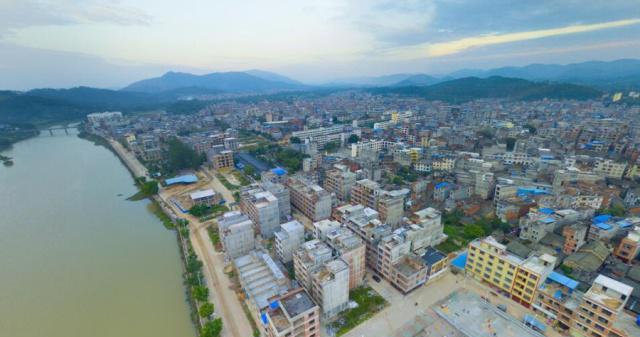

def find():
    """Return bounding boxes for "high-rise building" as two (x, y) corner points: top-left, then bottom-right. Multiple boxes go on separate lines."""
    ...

(263, 288), (320, 337)
(377, 189), (408, 228)
(240, 186), (280, 238)
(573, 275), (634, 337)
(217, 211), (255, 259)
(275, 220), (305, 263)
(351, 179), (379, 209)
(263, 181), (291, 221)
(293, 240), (349, 318)
(286, 177), (332, 221)
(325, 227), (366, 289)
(614, 226), (640, 263)
(323, 164), (356, 202)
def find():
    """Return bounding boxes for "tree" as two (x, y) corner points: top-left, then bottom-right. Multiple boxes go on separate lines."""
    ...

(199, 303), (214, 318)
(324, 141), (340, 153)
(192, 285), (209, 302)
(524, 123), (537, 134)
(289, 136), (301, 144)
(200, 318), (223, 337)
(391, 176), (404, 185)
(165, 137), (204, 172)
(348, 134), (360, 144)
(463, 224), (485, 240)
(243, 165), (256, 177)
(186, 254), (203, 274)
(505, 137), (516, 151)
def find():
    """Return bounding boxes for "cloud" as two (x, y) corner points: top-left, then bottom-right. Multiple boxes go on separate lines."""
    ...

(0, 0), (150, 36)
(386, 18), (640, 59)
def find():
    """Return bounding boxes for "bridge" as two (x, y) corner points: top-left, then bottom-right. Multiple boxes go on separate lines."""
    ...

(47, 127), (71, 135)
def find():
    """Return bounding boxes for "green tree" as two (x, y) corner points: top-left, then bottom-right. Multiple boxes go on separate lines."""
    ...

(289, 136), (301, 144)
(324, 141), (340, 153)
(243, 165), (256, 177)
(200, 318), (223, 337)
(165, 137), (203, 172)
(199, 303), (214, 318)
(505, 137), (516, 151)
(186, 254), (203, 274)
(524, 123), (537, 134)
(391, 176), (404, 185)
(463, 224), (485, 240)
(348, 134), (360, 144)
(193, 285), (209, 302)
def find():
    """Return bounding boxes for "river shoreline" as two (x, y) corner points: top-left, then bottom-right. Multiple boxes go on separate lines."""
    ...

(76, 128), (203, 333)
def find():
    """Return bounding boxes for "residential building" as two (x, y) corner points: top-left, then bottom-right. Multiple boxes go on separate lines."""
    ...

(510, 254), (556, 308)
(292, 240), (349, 318)
(275, 220), (305, 263)
(210, 149), (234, 170)
(573, 275), (634, 337)
(293, 240), (333, 292)
(286, 178), (332, 221)
(263, 288), (320, 337)
(614, 227), (640, 264)
(378, 189), (408, 228)
(263, 181), (291, 221)
(217, 211), (255, 259)
(240, 186), (281, 238)
(313, 219), (341, 241)
(563, 223), (589, 254)
(421, 247), (448, 283)
(323, 164), (356, 201)
(350, 179), (379, 209)
(594, 159), (627, 179)
(466, 236), (524, 294)
(532, 271), (581, 334)
(325, 227), (366, 289)
(309, 259), (350, 318)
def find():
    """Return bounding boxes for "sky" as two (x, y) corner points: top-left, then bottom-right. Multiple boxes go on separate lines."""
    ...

(0, 0), (639, 89)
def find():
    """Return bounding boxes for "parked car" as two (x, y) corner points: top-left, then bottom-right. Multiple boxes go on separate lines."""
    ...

(372, 274), (382, 282)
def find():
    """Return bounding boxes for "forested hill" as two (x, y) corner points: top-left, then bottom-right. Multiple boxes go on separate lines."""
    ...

(369, 76), (602, 103)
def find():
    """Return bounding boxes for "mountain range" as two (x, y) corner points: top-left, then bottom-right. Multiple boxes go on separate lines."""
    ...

(2, 59), (638, 125)
(345, 59), (640, 90)
(123, 70), (306, 93)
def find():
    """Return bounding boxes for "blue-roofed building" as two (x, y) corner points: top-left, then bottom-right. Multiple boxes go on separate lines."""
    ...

(532, 272), (581, 332)
(164, 174), (198, 186)
(261, 288), (319, 337)
(433, 182), (452, 202)
(589, 216), (640, 241)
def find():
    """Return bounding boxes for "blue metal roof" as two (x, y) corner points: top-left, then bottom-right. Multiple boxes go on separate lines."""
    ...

(451, 252), (467, 269)
(542, 217), (556, 224)
(617, 220), (632, 229)
(539, 208), (555, 215)
(595, 222), (613, 230)
(593, 214), (612, 223)
(435, 182), (450, 190)
(524, 314), (546, 332)
(261, 313), (268, 325)
(165, 174), (198, 185)
(269, 300), (280, 309)
(548, 271), (578, 290)
(271, 167), (287, 176)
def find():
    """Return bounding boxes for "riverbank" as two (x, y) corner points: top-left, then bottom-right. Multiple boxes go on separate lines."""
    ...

(79, 129), (219, 336)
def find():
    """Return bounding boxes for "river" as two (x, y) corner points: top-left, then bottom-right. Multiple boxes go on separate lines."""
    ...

(0, 129), (195, 337)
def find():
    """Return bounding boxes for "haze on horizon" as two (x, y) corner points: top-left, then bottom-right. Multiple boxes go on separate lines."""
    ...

(0, 0), (639, 90)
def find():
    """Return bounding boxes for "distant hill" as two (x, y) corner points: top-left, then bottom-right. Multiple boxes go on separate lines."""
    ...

(447, 59), (640, 90)
(244, 70), (302, 85)
(123, 71), (306, 93)
(371, 76), (602, 102)
(392, 74), (442, 87)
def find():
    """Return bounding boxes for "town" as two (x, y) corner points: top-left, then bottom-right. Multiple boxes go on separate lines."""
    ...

(85, 91), (640, 337)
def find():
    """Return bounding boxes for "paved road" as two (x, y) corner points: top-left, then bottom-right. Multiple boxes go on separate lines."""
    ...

(108, 139), (148, 178)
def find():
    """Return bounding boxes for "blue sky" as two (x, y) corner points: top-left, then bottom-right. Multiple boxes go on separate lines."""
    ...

(0, 0), (639, 89)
